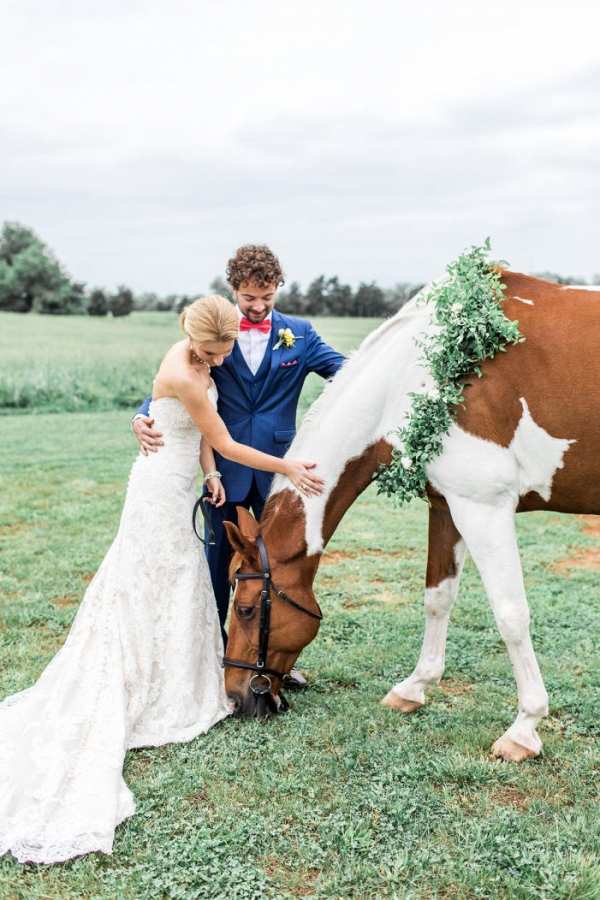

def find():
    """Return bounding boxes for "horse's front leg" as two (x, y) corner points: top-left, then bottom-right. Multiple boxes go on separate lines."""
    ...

(448, 497), (549, 761)
(382, 501), (467, 712)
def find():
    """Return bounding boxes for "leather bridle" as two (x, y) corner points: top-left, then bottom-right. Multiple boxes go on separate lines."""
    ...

(193, 497), (323, 703)
(222, 534), (323, 700)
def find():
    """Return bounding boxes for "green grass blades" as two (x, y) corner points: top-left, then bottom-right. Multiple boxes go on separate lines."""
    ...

(1, 317), (600, 898)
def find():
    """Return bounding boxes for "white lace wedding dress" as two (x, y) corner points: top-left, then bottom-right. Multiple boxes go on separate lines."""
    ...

(0, 394), (231, 865)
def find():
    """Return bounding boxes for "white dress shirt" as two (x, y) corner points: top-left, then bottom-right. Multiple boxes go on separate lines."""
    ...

(236, 307), (272, 375)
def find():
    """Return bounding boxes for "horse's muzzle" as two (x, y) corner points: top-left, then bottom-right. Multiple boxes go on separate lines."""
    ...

(228, 687), (283, 720)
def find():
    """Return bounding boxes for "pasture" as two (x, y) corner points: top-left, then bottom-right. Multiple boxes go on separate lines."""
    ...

(0, 312), (372, 415)
(0, 313), (599, 899)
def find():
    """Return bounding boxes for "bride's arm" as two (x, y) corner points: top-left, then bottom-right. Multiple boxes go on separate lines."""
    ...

(177, 376), (325, 496)
(200, 437), (226, 507)
(200, 437), (216, 475)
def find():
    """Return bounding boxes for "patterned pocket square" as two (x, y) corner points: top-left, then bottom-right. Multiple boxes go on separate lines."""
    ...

(280, 360), (299, 367)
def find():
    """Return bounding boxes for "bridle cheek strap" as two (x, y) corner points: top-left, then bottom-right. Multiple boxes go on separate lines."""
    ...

(222, 535), (323, 689)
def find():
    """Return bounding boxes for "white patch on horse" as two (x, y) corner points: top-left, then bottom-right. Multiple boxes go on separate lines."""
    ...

(563, 285), (600, 292)
(428, 398), (575, 506)
(510, 399), (575, 501)
(269, 285), (439, 555)
(512, 296), (534, 305)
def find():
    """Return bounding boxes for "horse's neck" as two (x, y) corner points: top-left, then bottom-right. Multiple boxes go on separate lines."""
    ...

(262, 438), (393, 571)
(266, 302), (432, 558)
(320, 437), (393, 545)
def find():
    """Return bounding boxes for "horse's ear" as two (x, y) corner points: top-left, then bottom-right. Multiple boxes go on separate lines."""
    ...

(236, 507), (260, 540)
(223, 520), (259, 564)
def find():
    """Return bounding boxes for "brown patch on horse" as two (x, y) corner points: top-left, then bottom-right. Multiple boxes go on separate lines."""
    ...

(456, 271), (600, 514)
(321, 438), (393, 547)
(425, 492), (463, 589)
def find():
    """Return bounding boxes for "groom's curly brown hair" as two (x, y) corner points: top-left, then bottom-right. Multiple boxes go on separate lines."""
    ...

(227, 245), (285, 290)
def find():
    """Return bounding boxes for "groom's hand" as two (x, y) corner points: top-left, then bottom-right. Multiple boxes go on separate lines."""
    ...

(133, 416), (164, 456)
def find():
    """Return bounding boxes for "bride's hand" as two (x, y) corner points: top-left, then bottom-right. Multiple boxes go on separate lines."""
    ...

(284, 461), (325, 497)
(206, 477), (226, 507)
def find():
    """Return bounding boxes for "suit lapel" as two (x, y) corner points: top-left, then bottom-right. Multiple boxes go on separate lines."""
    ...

(255, 311), (286, 405)
(229, 341), (253, 402)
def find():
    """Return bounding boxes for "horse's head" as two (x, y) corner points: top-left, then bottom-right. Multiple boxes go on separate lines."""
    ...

(223, 506), (322, 719)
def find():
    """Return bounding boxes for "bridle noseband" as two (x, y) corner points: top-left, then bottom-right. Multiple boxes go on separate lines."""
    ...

(222, 534), (323, 700)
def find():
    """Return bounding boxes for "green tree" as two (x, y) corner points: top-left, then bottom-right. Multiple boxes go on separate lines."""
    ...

(352, 282), (388, 317)
(87, 288), (109, 317)
(0, 222), (83, 314)
(37, 279), (86, 315)
(384, 282), (413, 313)
(109, 285), (134, 317)
(159, 294), (179, 311)
(305, 276), (353, 316)
(276, 281), (306, 314)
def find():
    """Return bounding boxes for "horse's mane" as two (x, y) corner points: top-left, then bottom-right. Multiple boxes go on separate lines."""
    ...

(269, 290), (429, 461)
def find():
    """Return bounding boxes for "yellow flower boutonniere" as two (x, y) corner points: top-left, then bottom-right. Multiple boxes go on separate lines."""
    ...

(274, 327), (304, 350)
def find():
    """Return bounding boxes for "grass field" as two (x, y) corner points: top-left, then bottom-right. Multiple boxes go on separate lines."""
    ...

(1, 314), (600, 898)
(0, 312), (375, 414)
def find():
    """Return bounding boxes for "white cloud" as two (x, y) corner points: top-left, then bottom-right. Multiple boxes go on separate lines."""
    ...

(1, 0), (599, 291)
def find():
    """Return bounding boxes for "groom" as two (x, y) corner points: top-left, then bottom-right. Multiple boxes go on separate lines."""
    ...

(133, 245), (345, 681)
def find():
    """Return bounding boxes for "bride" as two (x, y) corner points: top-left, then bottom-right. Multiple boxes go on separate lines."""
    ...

(0, 295), (323, 865)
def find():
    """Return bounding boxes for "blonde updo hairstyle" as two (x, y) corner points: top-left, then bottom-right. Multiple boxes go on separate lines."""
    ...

(179, 294), (239, 346)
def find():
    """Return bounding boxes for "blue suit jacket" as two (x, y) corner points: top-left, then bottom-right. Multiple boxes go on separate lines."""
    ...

(136, 310), (345, 501)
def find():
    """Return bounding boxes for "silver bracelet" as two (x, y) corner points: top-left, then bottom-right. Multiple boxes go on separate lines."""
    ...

(203, 471), (222, 483)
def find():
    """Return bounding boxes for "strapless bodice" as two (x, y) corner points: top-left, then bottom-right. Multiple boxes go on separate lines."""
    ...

(130, 390), (217, 484)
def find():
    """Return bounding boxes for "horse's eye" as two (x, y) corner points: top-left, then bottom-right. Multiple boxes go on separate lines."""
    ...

(236, 605), (256, 620)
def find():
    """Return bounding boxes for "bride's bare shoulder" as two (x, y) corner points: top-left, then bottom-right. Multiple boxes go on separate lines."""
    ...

(154, 340), (210, 399)
(159, 339), (188, 367)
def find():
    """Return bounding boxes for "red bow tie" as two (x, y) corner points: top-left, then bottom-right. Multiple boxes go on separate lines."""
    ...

(239, 316), (271, 334)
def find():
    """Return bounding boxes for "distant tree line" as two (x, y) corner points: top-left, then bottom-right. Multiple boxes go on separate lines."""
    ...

(2, 221), (598, 318)
(0, 223), (134, 317)
(138, 276), (424, 317)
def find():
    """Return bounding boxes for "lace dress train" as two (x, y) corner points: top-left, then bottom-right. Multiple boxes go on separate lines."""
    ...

(0, 396), (231, 864)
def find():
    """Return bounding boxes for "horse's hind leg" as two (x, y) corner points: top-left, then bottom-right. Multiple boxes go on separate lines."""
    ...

(382, 500), (466, 712)
(448, 497), (548, 761)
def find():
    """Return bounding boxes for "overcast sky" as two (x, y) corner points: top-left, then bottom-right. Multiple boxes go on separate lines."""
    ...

(1, 0), (599, 294)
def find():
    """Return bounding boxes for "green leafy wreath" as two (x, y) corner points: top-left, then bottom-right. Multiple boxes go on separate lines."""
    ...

(377, 239), (525, 506)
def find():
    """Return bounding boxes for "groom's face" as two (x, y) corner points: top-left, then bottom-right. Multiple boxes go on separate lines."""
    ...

(233, 281), (277, 323)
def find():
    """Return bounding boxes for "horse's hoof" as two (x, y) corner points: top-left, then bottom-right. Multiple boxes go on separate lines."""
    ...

(491, 736), (540, 762)
(381, 688), (424, 713)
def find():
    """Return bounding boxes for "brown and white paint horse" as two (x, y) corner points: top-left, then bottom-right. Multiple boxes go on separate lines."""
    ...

(224, 272), (600, 761)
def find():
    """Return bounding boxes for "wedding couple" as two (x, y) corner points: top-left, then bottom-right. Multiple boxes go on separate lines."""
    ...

(0, 245), (345, 865)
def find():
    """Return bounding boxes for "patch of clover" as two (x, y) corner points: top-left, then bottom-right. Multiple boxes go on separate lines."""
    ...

(377, 239), (525, 506)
